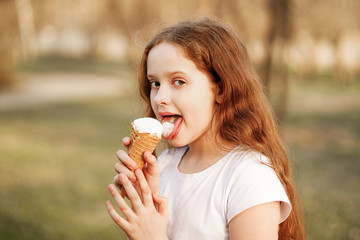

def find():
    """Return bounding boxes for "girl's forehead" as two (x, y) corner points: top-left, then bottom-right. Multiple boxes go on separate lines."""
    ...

(149, 42), (185, 57)
(146, 42), (215, 85)
(146, 41), (212, 81)
(147, 43), (192, 68)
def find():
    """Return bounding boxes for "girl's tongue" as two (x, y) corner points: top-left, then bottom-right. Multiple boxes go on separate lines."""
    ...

(162, 115), (183, 140)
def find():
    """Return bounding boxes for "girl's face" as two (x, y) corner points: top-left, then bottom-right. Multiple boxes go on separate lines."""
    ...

(147, 42), (219, 147)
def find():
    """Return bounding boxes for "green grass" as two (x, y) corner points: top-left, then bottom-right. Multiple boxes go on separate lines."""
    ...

(281, 77), (360, 239)
(284, 110), (360, 240)
(0, 72), (359, 239)
(0, 96), (145, 240)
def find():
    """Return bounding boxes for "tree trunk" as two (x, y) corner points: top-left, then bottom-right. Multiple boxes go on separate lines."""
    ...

(14, 0), (38, 61)
(0, 0), (18, 89)
(263, 0), (292, 124)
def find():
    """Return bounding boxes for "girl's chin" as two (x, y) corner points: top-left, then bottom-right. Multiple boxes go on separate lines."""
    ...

(167, 138), (187, 148)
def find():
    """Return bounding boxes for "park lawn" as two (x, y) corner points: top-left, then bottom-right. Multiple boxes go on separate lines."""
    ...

(0, 96), (144, 240)
(283, 79), (360, 240)
(284, 109), (360, 239)
(0, 76), (359, 240)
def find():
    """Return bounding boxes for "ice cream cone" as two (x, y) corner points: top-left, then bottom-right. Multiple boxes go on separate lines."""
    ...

(119, 118), (162, 198)
(128, 124), (161, 169)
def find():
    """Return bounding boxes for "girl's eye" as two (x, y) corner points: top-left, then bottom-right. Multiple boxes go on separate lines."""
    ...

(174, 79), (186, 86)
(150, 81), (160, 88)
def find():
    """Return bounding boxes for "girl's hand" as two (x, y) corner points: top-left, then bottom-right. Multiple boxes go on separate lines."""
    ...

(114, 137), (161, 197)
(106, 170), (168, 240)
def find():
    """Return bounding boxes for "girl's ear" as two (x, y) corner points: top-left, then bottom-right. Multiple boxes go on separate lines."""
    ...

(215, 85), (224, 104)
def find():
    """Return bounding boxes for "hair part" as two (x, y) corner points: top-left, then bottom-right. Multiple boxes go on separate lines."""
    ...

(138, 17), (306, 239)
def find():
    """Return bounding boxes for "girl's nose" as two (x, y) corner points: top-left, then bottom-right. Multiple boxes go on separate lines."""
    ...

(154, 86), (171, 105)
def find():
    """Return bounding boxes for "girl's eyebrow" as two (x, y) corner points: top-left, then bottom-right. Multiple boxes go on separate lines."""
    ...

(168, 71), (186, 76)
(147, 71), (187, 79)
(147, 73), (156, 79)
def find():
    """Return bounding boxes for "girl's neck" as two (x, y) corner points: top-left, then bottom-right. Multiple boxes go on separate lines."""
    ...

(178, 134), (236, 174)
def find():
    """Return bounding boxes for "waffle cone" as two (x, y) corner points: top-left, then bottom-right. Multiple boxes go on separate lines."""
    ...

(128, 125), (161, 169)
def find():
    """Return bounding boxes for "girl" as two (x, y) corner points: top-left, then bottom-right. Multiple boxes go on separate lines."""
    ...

(106, 18), (306, 240)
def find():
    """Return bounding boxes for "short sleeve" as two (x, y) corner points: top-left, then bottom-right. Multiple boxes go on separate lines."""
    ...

(226, 157), (291, 224)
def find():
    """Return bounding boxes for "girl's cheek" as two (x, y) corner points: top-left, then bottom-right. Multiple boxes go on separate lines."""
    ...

(150, 98), (157, 111)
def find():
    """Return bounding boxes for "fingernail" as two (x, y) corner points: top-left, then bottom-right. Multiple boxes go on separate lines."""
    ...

(113, 174), (119, 183)
(135, 169), (143, 176)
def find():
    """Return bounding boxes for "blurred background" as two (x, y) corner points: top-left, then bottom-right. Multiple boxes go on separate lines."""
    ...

(0, 0), (359, 239)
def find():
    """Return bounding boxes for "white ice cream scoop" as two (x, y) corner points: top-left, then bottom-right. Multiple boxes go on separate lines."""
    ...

(132, 117), (163, 138)
(162, 121), (174, 139)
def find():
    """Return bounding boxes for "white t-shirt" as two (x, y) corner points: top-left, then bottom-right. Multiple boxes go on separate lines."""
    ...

(158, 146), (291, 240)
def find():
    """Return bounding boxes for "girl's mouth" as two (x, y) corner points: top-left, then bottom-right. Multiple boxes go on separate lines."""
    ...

(161, 115), (183, 140)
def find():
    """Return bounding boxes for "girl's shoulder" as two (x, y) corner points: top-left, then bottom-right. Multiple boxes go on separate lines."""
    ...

(224, 146), (272, 170)
(222, 147), (282, 191)
(225, 147), (291, 223)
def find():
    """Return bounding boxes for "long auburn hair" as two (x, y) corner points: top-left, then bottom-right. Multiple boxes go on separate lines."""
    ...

(138, 18), (306, 239)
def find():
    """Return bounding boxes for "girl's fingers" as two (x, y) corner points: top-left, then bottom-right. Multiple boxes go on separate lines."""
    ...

(143, 151), (161, 195)
(115, 163), (137, 182)
(117, 150), (137, 170)
(107, 184), (136, 221)
(106, 200), (131, 231)
(120, 187), (127, 198)
(143, 151), (159, 176)
(153, 193), (168, 216)
(119, 173), (143, 211)
(122, 137), (131, 150)
(113, 174), (122, 190)
(135, 169), (153, 206)
(113, 174), (130, 198)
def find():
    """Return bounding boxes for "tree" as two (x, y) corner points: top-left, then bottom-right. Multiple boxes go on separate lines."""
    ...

(262, 0), (292, 123)
(0, 0), (18, 89)
(15, 0), (38, 61)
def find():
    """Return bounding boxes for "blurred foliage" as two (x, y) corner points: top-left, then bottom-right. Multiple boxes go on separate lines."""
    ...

(1, 0), (360, 75)
(15, 55), (132, 76)
(1, 0), (359, 121)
